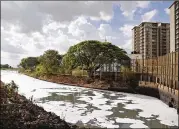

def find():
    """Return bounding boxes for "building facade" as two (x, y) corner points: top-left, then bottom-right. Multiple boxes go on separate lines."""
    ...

(132, 22), (170, 59)
(169, 1), (179, 52)
(132, 26), (140, 53)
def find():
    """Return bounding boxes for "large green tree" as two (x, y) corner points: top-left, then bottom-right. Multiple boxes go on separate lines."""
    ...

(38, 50), (62, 74)
(19, 57), (39, 70)
(65, 40), (130, 77)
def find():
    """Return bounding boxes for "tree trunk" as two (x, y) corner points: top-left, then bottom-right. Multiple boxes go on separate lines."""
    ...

(87, 70), (93, 78)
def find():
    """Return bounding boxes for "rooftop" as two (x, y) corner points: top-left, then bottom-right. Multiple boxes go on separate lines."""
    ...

(169, 1), (177, 9)
(132, 22), (170, 29)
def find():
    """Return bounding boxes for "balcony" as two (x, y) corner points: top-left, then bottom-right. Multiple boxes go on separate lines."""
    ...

(176, 30), (179, 34)
(176, 5), (179, 10)
(162, 30), (166, 33)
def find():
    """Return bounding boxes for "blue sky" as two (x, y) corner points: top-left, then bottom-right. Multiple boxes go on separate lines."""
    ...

(90, 1), (172, 28)
(1, 1), (173, 67)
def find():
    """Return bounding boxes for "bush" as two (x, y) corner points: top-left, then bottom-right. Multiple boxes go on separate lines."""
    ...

(35, 64), (46, 75)
(120, 66), (138, 88)
(72, 69), (88, 77)
(4, 80), (19, 99)
(18, 68), (25, 73)
(65, 69), (72, 75)
(59, 67), (65, 75)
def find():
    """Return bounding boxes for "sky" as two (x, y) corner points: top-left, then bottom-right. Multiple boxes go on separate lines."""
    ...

(1, 1), (173, 67)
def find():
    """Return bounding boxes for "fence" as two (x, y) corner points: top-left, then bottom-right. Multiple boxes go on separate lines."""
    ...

(134, 52), (179, 90)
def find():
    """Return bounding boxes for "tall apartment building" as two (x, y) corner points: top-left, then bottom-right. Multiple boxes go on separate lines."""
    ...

(132, 22), (170, 59)
(132, 26), (140, 53)
(169, 1), (179, 52)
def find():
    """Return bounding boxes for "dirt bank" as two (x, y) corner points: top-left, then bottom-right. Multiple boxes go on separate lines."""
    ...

(23, 73), (136, 93)
(0, 81), (80, 129)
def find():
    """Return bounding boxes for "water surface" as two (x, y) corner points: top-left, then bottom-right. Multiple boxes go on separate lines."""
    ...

(1, 70), (178, 128)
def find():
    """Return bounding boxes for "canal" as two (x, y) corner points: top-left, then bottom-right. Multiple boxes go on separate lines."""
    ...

(1, 70), (178, 128)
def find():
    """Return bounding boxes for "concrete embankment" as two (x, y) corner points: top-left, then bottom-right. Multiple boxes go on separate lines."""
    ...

(137, 81), (178, 112)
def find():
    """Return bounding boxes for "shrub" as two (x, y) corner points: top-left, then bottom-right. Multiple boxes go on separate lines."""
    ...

(72, 69), (88, 77)
(120, 66), (138, 88)
(35, 64), (46, 75)
(4, 80), (19, 99)
(59, 67), (65, 75)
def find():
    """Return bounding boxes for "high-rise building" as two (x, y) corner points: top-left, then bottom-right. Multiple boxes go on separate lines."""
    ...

(132, 26), (140, 53)
(169, 1), (179, 52)
(132, 22), (170, 59)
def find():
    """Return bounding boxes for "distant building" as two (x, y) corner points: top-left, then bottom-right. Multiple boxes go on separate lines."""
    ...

(132, 22), (170, 59)
(169, 1), (179, 52)
(128, 54), (142, 72)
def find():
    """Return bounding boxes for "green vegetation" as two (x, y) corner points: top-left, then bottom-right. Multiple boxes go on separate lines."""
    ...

(72, 67), (88, 77)
(38, 50), (62, 75)
(18, 40), (130, 79)
(121, 66), (138, 88)
(3, 80), (19, 100)
(19, 57), (39, 71)
(1, 64), (14, 70)
(62, 40), (129, 77)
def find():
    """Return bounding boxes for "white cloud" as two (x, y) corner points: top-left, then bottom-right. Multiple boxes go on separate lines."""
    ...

(164, 8), (170, 15)
(117, 1), (151, 20)
(1, 14), (129, 67)
(119, 24), (135, 38)
(1, 52), (21, 68)
(118, 24), (136, 53)
(141, 9), (158, 22)
(1, 1), (115, 33)
(137, 1), (151, 8)
(2, 1), (154, 67)
(122, 39), (132, 52)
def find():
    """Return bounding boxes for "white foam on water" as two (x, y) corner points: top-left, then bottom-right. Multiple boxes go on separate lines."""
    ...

(1, 70), (178, 128)
(37, 101), (114, 127)
(76, 104), (88, 108)
(116, 118), (148, 128)
(130, 122), (149, 128)
(100, 121), (119, 128)
(77, 95), (110, 109)
(122, 94), (178, 126)
(56, 93), (72, 96)
(110, 93), (116, 96)
(98, 105), (111, 110)
(37, 101), (87, 124)
(110, 99), (130, 106)
(78, 96), (93, 102)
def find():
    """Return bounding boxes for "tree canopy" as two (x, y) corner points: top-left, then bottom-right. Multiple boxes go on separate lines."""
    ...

(19, 40), (130, 78)
(0, 64), (13, 69)
(38, 50), (62, 74)
(19, 57), (39, 70)
(64, 40), (129, 77)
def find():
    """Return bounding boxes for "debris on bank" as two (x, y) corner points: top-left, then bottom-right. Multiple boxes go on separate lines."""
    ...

(0, 81), (79, 129)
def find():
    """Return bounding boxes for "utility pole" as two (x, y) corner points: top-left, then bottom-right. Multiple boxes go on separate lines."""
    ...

(105, 37), (107, 42)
